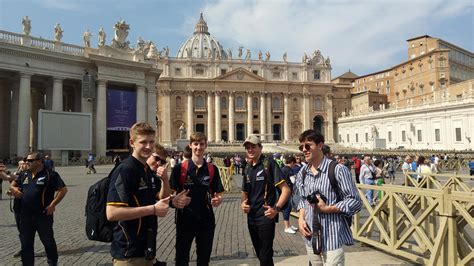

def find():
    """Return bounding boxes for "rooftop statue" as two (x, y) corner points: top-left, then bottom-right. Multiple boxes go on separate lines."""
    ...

(83, 29), (92, 48)
(22, 16), (31, 35)
(111, 19), (130, 49)
(258, 50), (262, 60)
(227, 48), (232, 60)
(163, 46), (169, 57)
(283, 52), (287, 62)
(245, 49), (251, 60)
(98, 27), (106, 46)
(265, 51), (270, 61)
(54, 23), (63, 42)
(136, 37), (145, 52)
(302, 52), (309, 64)
(147, 42), (159, 58)
(237, 47), (243, 59)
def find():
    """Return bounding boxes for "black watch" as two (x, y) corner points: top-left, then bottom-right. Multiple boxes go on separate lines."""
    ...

(275, 206), (281, 212)
(169, 199), (174, 208)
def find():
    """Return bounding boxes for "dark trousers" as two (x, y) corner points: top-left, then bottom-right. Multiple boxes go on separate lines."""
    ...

(175, 227), (214, 266)
(20, 213), (58, 266)
(355, 172), (360, 184)
(15, 212), (22, 251)
(248, 222), (275, 266)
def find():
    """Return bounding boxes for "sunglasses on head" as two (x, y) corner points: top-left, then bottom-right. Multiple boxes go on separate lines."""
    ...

(298, 143), (312, 152)
(153, 156), (167, 165)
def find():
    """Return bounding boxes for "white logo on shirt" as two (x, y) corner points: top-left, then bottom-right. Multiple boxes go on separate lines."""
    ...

(256, 170), (264, 176)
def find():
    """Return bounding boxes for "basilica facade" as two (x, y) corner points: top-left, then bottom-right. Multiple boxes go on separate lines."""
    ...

(0, 14), (347, 159)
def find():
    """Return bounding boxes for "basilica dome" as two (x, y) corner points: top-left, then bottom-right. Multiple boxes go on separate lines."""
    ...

(176, 13), (227, 60)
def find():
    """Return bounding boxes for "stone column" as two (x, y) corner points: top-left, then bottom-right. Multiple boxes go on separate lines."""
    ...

(136, 85), (147, 122)
(247, 93), (253, 138)
(161, 89), (172, 144)
(147, 86), (157, 128)
(207, 92), (214, 142)
(81, 80), (94, 157)
(51, 77), (64, 160)
(10, 82), (19, 158)
(17, 73), (32, 157)
(283, 93), (289, 142)
(52, 77), (63, 111)
(259, 92), (266, 141)
(302, 91), (310, 130)
(0, 83), (11, 158)
(228, 91), (235, 142)
(214, 91), (221, 142)
(95, 80), (107, 157)
(325, 93), (335, 143)
(266, 93), (272, 141)
(186, 90), (193, 138)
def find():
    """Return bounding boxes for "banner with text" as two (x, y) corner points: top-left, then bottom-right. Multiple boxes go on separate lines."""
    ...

(107, 87), (136, 131)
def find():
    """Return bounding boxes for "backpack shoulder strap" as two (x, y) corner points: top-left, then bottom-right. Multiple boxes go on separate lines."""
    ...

(179, 160), (189, 186)
(327, 160), (341, 201)
(207, 162), (215, 183)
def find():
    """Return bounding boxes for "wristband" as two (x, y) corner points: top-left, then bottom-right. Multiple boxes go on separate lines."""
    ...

(169, 199), (174, 208)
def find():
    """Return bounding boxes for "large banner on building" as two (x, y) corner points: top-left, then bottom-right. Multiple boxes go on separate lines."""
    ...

(107, 88), (136, 131)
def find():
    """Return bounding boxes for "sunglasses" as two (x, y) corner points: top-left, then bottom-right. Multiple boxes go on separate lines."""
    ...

(153, 156), (167, 165)
(298, 143), (312, 152)
(25, 159), (37, 163)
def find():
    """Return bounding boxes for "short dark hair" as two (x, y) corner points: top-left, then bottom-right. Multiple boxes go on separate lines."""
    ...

(299, 129), (324, 144)
(183, 145), (192, 159)
(321, 145), (331, 156)
(284, 155), (296, 164)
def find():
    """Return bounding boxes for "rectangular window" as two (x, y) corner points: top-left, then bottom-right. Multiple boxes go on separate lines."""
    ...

(221, 114), (227, 119)
(253, 115), (258, 119)
(197, 115), (203, 119)
(339, 134), (342, 142)
(365, 133), (368, 142)
(388, 131), (392, 142)
(272, 71), (281, 78)
(175, 68), (181, 75)
(417, 130), (422, 142)
(195, 68), (204, 75)
(220, 69), (227, 75)
(253, 70), (258, 75)
(455, 128), (462, 141)
(355, 133), (359, 143)
(313, 70), (320, 80)
(402, 130), (406, 142)
(347, 134), (350, 143)
(435, 129), (440, 141)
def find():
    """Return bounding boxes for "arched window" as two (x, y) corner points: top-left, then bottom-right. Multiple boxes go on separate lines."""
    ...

(314, 98), (322, 110)
(236, 96), (244, 108)
(272, 97), (281, 109)
(176, 96), (182, 109)
(195, 95), (205, 108)
(252, 97), (259, 109)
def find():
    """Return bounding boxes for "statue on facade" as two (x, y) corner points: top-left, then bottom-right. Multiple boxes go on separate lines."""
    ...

(185, 47), (192, 58)
(227, 48), (232, 60)
(98, 27), (106, 46)
(163, 46), (169, 57)
(54, 23), (63, 42)
(325, 56), (331, 67)
(302, 52), (309, 64)
(283, 52), (287, 62)
(147, 42), (159, 58)
(237, 47), (243, 59)
(179, 122), (186, 139)
(208, 48), (213, 59)
(258, 50), (263, 60)
(111, 19), (130, 49)
(136, 37), (145, 51)
(22, 16), (31, 35)
(83, 29), (92, 48)
(245, 49), (251, 60)
(265, 51), (271, 61)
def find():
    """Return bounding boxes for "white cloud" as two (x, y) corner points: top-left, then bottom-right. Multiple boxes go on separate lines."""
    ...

(202, 0), (471, 76)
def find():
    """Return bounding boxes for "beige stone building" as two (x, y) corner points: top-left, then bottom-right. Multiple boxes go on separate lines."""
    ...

(352, 35), (473, 109)
(156, 14), (346, 145)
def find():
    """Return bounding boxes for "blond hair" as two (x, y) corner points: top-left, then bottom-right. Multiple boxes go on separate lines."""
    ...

(190, 132), (207, 143)
(130, 122), (155, 141)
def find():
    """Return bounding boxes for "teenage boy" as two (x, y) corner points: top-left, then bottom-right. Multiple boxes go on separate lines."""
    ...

(295, 130), (361, 265)
(170, 132), (224, 266)
(241, 135), (291, 266)
(106, 122), (189, 265)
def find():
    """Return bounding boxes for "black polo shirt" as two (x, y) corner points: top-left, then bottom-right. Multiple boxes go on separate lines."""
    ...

(242, 155), (284, 225)
(170, 160), (224, 232)
(16, 168), (66, 215)
(106, 156), (159, 259)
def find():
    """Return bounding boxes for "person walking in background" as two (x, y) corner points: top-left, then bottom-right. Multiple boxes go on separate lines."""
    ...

(280, 155), (298, 234)
(416, 156), (432, 184)
(469, 158), (474, 177)
(44, 155), (55, 171)
(373, 159), (385, 203)
(386, 156), (396, 184)
(352, 156), (362, 184)
(360, 156), (376, 206)
(86, 153), (96, 174)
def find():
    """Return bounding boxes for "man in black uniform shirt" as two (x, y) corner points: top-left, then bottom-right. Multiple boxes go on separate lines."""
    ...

(106, 123), (190, 265)
(170, 132), (224, 266)
(241, 135), (291, 266)
(9, 152), (68, 266)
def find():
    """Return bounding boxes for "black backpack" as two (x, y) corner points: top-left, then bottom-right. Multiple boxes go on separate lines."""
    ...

(85, 164), (122, 242)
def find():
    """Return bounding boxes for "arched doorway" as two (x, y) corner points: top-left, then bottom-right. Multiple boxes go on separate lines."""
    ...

(313, 116), (324, 136)
(272, 124), (281, 141)
(195, 123), (205, 133)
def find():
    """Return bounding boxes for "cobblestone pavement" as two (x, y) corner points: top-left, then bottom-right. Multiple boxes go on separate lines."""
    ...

(0, 165), (412, 265)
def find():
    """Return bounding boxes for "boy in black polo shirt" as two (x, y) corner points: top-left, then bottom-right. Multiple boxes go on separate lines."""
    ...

(241, 135), (291, 266)
(106, 122), (190, 265)
(170, 132), (224, 266)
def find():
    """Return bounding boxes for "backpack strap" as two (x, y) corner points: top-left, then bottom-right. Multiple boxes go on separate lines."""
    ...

(207, 162), (215, 194)
(327, 160), (341, 202)
(41, 169), (51, 209)
(179, 160), (189, 188)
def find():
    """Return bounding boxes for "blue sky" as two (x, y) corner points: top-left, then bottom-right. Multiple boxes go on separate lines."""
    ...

(0, 0), (472, 77)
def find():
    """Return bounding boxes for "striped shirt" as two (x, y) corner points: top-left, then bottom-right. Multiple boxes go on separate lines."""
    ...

(296, 157), (362, 251)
